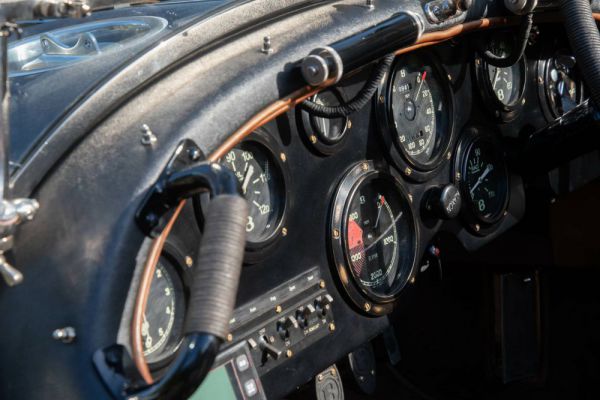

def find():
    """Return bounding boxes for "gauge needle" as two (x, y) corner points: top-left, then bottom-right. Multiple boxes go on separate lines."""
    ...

(241, 164), (254, 194)
(364, 211), (403, 253)
(492, 67), (501, 90)
(374, 196), (385, 229)
(470, 164), (494, 196)
(414, 71), (427, 101)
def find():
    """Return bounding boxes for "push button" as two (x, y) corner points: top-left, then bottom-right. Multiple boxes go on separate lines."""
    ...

(244, 379), (258, 397)
(235, 354), (249, 372)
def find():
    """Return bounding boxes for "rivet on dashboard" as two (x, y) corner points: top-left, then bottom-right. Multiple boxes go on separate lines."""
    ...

(361, 162), (369, 171)
(410, 276), (416, 284)
(280, 152), (287, 162)
(330, 368), (337, 376)
(310, 135), (318, 144)
(52, 327), (76, 344)
(447, 73), (452, 82)
(474, 224), (481, 232)
(404, 167), (412, 176)
(268, 335), (276, 343)
(328, 322), (336, 332)
(140, 124), (157, 146)
(447, 151), (452, 160)
(333, 228), (340, 239)
(475, 58), (481, 66)
(286, 349), (293, 358)
(522, 98), (526, 105)
(282, 227), (288, 236)
(318, 374), (324, 382)
(503, 210), (508, 217)
(364, 303), (371, 312)
(275, 305), (282, 313)
(455, 172), (461, 181)
(408, 194), (413, 203)
(537, 76), (543, 85)
(346, 119), (352, 130)
(227, 333), (233, 342)
(379, 95), (385, 104)
(261, 36), (273, 54)
(319, 280), (326, 289)
(185, 256), (193, 268)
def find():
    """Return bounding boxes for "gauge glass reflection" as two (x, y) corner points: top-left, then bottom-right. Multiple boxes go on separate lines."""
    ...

(222, 141), (284, 244)
(309, 91), (348, 144)
(546, 53), (582, 117)
(390, 55), (450, 166)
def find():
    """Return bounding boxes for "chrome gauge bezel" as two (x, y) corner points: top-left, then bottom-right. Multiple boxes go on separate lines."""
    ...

(474, 54), (528, 122)
(453, 127), (510, 236)
(195, 129), (290, 264)
(329, 161), (419, 316)
(376, 51), (455, 182)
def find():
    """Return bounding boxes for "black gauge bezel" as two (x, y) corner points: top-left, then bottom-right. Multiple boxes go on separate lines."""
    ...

(376, 51), (455, 182)
(194, 129), (290, 264)
(453, 126), (510, 236)
(536, 50), (585, 122)
(474, 54), (528, 122)
(144, 252), (187, 370)
(330, 161), (419, 316)
(298, 87), (350, 155)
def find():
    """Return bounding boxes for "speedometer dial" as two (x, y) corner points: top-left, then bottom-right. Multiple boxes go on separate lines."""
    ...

(331, 162), (417, 314)
(389, 54), (451, 168)
(221, 139), (285, 245)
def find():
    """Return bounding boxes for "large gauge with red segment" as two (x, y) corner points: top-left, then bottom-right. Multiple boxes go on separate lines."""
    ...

(330, 161), (418, 314)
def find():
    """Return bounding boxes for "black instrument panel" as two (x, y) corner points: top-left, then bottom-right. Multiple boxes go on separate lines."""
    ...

(140, 24), (586, 397)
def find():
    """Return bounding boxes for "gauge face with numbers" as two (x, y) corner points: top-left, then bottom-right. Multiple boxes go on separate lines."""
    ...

(221, 140), (285, 245)
(460, 133), (509, 224)
(484, 40), (526, 107)
(143, 258), (185, 365)
(389, 54), (451, 167)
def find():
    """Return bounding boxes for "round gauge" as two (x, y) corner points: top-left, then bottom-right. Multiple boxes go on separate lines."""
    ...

(475, 36), (527, 121)
(455, 128), (509, 228)
(300, 88), (349, 155)
(309, 91), (348, 144)
(331, 162), (417, 314)
(220, 137), (286, 246)
(142, 257), (185, 365)
(388, 53), (452, 169)
(540, 51), (584, 119)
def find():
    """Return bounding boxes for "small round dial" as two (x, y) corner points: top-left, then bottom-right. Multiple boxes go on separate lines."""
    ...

(309, 91), (348, 144)
(461, 135), (509, 223)
(221, 141), (284, 244)
(142, 258), (185, 365)
(545, 53), (583, 117)
(487, 64), (521, 106)
(389, 54), (450, 167)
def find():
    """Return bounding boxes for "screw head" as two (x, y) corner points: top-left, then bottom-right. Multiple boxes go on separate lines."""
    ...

(310, 135), (318, 144)
(333, 228), (340, 238)
(319, 280), (326, 289)
(364, 303), (371, 312)
(282, 227), (288, 236)
(275, 305), (282, 313)
(185, 256), (193, 268)
(474, 224), (481, 232)
(329, 322), (336, 332)
(286, 349), (293, 358)
(404, 167), (412, 176)
(227, 333), (233, 342)
(280, 153), (287, 162)
(346, 119), (352, 129)
(361, 162), (369, 171)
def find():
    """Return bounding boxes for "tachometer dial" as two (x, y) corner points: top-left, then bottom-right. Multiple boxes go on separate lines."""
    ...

(142, 257), (185, 365)
(388, 54), (451, 168)
(331, 162), (417, 314)
(222, 140), (285, 244)
(455, 127), (509, 230)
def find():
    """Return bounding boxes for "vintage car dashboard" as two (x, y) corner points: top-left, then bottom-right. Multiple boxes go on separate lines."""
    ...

(1, 0), (600, 399)
(119, 25), (588, 399)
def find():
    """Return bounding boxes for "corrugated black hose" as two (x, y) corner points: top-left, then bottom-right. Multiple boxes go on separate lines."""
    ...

(299, 53), (395, 118)
(559, 0), (600, 109)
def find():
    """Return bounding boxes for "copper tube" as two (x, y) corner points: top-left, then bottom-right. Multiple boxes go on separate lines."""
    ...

(129, 14), (552, 380)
